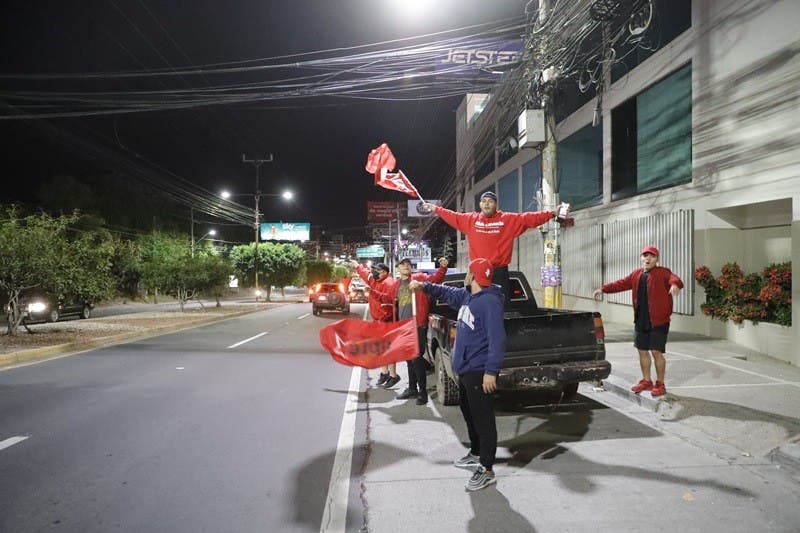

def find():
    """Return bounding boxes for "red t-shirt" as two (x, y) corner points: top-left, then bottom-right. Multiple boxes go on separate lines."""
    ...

(434, 206), (554, 267)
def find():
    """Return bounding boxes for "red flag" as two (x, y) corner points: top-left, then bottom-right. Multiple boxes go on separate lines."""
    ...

(319, 318), (419, 369)
(374, 169), (419, 198)
(365, 143), (396, 175)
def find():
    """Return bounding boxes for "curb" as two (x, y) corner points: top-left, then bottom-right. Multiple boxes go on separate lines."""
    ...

(602, 374), (800, 475)
(0, 306), (271, 369)
(600, 374), (664, 412)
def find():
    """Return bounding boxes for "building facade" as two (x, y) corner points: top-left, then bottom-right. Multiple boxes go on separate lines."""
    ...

(452, 0), (799, 365)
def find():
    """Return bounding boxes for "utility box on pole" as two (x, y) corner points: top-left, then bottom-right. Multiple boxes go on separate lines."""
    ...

(517, 108), (545, 148)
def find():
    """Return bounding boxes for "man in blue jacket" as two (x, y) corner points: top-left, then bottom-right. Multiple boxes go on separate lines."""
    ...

(410, 257), (506, 491)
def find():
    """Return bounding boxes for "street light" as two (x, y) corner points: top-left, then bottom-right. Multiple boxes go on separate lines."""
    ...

(219, 184), (294, 302)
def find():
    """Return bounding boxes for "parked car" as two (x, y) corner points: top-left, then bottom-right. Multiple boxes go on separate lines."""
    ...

(425, 271), (610, 405)
(311, 283), (350, 315)
(6, 293), (94, 323)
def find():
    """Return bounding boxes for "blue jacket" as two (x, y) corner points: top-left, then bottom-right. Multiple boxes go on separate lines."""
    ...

(423, 282), (506, 376)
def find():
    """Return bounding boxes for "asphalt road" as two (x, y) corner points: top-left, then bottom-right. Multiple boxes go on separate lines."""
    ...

(0, 301), (367, 533)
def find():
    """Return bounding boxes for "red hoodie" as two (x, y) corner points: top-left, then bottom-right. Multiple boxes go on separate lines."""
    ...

(434, 206), (554, 267)
(601, 266), (684, 327)
(355, 265), (394, 322)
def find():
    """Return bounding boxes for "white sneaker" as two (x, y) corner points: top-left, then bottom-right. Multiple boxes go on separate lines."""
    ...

(453, 453), (480, 469)
(466, 466), (496, 491)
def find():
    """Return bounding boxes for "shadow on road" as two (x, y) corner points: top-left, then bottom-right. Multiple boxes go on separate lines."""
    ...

(468, 487), (537, 533)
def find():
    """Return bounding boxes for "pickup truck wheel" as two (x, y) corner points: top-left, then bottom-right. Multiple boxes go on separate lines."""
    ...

(562, 382), (579, 400)
(435, 353), (460, 406)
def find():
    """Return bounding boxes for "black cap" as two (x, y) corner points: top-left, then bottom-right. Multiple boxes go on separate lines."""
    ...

(480, 191), (497, 201)
(375, 263), (390, 272)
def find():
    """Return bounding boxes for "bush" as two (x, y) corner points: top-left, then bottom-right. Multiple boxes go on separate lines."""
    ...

(695, 262), (791, 326)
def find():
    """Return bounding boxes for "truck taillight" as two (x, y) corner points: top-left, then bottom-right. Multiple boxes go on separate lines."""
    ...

(594, 316), (605, 339)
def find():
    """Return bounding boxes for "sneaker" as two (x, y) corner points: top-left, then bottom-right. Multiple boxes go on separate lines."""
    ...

(631, 379), (653, 394)
(453, 453), (481, 469)
(376, 372), (390, 386)
(466, 466), (496, 491)
(382, 375), (401, 389)
(651, 381), (667, 397)
(397, 388), (418, 400)
(415, 394), (428, 405)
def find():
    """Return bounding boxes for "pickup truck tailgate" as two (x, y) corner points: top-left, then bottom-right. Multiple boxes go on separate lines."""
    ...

(504, 310), (603, 365)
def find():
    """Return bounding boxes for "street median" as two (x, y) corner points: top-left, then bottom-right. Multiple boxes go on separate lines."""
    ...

(0, 303), (287, 369)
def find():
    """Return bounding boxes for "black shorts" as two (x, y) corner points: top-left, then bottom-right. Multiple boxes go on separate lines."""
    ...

(634, 324), (670, 352)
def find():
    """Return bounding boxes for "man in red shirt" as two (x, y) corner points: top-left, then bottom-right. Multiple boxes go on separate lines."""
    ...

(421, 192), (570, 302)
(593, 245), (684, 397)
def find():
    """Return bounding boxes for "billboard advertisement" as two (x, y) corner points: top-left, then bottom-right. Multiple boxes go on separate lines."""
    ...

(407, 199), (441, 217)
(260, 222), (310, 241)
(436, 38), (522, 78)
(367, 201), (397, 223)
(356, 244), (385, 259)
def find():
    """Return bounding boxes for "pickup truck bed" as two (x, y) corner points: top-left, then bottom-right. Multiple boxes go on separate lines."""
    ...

(424, 271), (610, 405)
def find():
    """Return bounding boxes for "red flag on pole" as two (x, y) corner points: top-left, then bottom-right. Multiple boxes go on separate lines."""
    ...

(319, 318), (419, 369)
(365, 143), (425, 201)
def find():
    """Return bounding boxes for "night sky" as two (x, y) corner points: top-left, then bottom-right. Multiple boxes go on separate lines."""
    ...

(0, 0), (528, 236)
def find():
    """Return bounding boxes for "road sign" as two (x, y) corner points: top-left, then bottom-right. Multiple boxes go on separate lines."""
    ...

(356, 244), (385, 258)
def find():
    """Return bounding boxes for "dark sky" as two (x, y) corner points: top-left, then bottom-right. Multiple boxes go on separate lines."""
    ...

(0, 0), (528, 235)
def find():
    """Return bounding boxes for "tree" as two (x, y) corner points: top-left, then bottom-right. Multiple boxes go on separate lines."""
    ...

(138, 230), (190, 303)
(302, 259), (334, 287)
(0, 207), (114, 334)
(260, 242), (306, 300)
(331, 264), (352, 283)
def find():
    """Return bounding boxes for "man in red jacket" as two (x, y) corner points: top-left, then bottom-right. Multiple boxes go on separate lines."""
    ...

(382, 256), (449, 404)
(421, 192), (570, 302)
(593, 245), (684, 397)
(353, 262), (400, 387)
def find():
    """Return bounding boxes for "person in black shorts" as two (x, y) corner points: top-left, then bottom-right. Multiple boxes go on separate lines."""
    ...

(593, 245), (683, 397)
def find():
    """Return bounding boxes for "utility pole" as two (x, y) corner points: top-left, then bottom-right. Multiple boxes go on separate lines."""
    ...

(539, 0), (562, 309)
(190, 206), (195, 258)
(242, 153), (273, 302)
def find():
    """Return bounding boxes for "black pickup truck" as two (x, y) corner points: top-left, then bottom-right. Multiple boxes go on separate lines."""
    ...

(424, 271), (610, 405)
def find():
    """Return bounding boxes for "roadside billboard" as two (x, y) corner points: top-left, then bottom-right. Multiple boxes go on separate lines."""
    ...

(260, 222), (310, 241)
(367, 201), (397, 222)
(356, 244), (385, 258)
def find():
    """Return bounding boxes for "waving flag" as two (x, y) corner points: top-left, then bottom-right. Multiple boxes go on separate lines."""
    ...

(320, 318), (419, 369)
(365, 143), (424, 201)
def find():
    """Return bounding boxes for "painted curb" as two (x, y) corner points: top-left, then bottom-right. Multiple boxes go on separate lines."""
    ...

(601, 374), (664, 412)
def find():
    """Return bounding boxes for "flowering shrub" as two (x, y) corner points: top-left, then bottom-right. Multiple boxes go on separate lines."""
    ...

(695, 262), (791, 326)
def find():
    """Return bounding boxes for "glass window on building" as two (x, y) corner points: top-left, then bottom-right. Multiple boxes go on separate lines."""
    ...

(557, 123), (603, 209)
(612, 63), (692, 200)
(611, 0), (692, 82)
(522, 157), (542, 211)
(498, 170), (519, 212)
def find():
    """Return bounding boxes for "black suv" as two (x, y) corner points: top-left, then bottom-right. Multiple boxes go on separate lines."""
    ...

(311, 283), (350, 316)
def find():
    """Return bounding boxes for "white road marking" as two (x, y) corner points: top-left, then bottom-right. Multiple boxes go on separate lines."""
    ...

(176, 367), (185, 370)
(670, 350), (800, 388)
(319, 366), (361, 533)
(0, 435), (29, 451)
(362, 306), (369, 320)
(226, 331), (269, 349)
(297, 313), (311, 320)
(669, 382), (800, 390)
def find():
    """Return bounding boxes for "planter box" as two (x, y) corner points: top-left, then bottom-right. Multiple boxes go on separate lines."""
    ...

(725, 320), (793, 363)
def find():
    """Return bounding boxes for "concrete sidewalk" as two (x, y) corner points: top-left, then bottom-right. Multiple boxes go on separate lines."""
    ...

(589, 321), (800, 474)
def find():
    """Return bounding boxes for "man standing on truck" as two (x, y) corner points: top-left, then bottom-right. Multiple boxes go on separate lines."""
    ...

(592, 245), (683, 397)
(353, 262), (401, 389)
(419, 193), (571, 301)
(410, 258), (505, 491)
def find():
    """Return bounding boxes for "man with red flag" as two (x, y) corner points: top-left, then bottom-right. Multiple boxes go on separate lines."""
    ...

(353, 262), (401, 388)
(420, 193), (571, 302)
(379, 256), (449, 405)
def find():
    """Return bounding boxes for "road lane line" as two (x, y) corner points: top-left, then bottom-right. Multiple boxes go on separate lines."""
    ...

(320, 366), (361, 533)
(670, 350), (800, 388)
(0, 435), (29, 451)
(669, 382), (800, 390)
(226, 332), (269, 349)
(298, 313), (311, 320)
